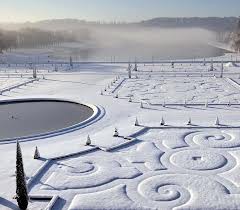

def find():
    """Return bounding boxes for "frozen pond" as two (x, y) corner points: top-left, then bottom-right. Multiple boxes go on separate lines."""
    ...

(0, 99), (94, 140)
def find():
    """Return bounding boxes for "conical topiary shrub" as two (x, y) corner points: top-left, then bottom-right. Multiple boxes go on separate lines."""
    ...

(160, 117), (165, 126)
(205, 100), (208, 108)
(215, 117), (220, 126)
(113, 128), (119, 137)
(86, 135), (91, 146)
(135, 117), (139, 126)
(187, 117), (192, 126)
(34, 146), (40, 159)
(16, 141), (29, 210)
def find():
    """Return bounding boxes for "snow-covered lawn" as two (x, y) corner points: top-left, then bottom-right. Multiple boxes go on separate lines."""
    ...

(28, 127), (240, 210)
(0, 78), (33, 91)
(1, 52), (240, 209)
(115, 77), (240, 104)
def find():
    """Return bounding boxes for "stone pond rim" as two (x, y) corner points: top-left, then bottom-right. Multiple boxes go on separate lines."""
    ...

(0, 98), (99, 142)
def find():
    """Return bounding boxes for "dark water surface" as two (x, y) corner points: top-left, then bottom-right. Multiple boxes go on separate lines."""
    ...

(55, 43), (228, 62)
(0, 100), (93, 140)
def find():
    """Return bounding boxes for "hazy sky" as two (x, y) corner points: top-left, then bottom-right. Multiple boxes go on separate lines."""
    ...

(1, 0), (239, 23)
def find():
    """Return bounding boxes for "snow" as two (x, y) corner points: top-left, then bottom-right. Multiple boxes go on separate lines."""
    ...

(115, 77), (240, 104)
(41, 155), (141, 190)
(68, 185), (142, 210)
(0, 51), (240, 209)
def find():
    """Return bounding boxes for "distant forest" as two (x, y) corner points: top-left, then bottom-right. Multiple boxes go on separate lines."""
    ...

(0, 28), (85, 53)
(139, 17), (239, 32)
(231, 19), (240, 51)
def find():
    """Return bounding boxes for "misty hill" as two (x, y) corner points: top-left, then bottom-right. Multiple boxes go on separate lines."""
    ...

(0, 19), (90, 31)
(0, 17), (239, 32)
(139, 17), (239, 32)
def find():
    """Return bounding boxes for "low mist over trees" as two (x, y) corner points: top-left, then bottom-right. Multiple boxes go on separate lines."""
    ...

(232, 18), (240, 51)
(0, 28), (77, 53)
(0, 30), (17, 53)
(0, 17), (239, 56)
(17, 28), (77, 48)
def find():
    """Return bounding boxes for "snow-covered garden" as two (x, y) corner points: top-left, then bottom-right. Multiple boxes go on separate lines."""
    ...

(1, 52), (240, 209)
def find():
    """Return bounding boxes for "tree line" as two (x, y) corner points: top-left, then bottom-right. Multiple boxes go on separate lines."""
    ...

(232, 19), (240, 51)
(0, 28), (77, 53)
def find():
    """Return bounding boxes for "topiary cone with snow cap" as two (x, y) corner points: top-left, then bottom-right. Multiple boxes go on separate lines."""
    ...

(70, 56), (73, 68)
(215, 117), (220, 126)
(228, 101), (231, 107)
(134, 61), (138, 71)
(160, 117), (165, 126)
(34, 146), (40, 159)
(16, 140), (29, 210)
(128, 65), (132, 79)
(184, 100), (187, 107)
(205, 100), (208, 108)
(86, 135), (91, 146)
(210, 59), (214, 71)
(135, 117), (139, 126)
(162, 101), (166, 108)
(220, 60), (224, 78)
(54, 64), (58, 72)
(113, 128), (119, 137)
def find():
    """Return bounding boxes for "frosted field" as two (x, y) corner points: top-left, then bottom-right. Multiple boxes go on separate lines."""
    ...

(116, 77), (240, 104)
(1, 53), (240, 209)
(0, 77), (33, 90)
